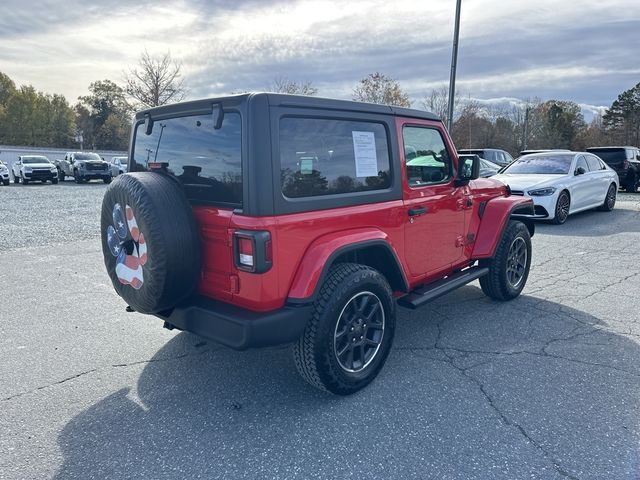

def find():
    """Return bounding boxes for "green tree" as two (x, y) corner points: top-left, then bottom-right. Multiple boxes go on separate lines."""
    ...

(78, 80), (131, 149)
(603, 82), (640, 146)
(529, 100), (585, 149)
(352, 72), (411, 107)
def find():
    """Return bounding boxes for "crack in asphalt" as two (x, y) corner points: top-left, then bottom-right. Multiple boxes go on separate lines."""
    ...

(2, 368), (98, 402)
(431, 321), (580, 479)
(1, 347), (219, 403)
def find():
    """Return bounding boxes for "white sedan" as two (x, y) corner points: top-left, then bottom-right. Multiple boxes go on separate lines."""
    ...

(493, 151), (619, 224)
(109, 156), (128, 177)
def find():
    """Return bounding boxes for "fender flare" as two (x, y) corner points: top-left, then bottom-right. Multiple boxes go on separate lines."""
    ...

(472, 196), (535, 259)
(287, 228), (408, 304)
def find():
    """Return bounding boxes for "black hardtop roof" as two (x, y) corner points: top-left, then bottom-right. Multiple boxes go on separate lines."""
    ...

(136, 92), (441, 122)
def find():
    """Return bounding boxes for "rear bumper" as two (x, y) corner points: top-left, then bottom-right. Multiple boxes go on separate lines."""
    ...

(155, 296), (312, 350)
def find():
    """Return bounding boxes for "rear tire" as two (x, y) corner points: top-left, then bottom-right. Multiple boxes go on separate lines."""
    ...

(626, 174), (638, 193)
(599, 183), (616, 211)
(22, 177), (29, 185)
(479, 220), (531, 301)
(58, 170), (65, 182)
(52, 178), (59, 185)
(103, 176), (112, 184)
(14, 176), (19, 184)
(293, 263), (395, 395)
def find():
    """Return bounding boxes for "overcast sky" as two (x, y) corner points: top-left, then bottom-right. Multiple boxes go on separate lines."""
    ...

(1, 0), (639, 119)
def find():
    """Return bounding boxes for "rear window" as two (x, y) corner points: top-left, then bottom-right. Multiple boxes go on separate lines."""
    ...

(587, 148), (625, 165)
(132, 112), (242, 206)
(279, 117), (391, 198)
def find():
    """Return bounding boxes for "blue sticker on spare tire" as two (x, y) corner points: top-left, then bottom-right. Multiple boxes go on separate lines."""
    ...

(106, 225), (122, 257)
(112, 203), (127, 239)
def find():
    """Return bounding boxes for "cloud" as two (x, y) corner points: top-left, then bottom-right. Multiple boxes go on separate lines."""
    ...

(0, 0), (638, 111)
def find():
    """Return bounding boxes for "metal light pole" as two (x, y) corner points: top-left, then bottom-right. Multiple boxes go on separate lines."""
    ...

(447, 0), (462, 133)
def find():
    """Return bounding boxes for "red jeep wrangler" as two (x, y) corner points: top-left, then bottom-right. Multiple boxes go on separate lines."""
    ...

(101, 93), (535, 395)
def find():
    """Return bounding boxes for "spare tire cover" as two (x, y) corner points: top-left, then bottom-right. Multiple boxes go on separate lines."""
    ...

(101, 172), (201, 314)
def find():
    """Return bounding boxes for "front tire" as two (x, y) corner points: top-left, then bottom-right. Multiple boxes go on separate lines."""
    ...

(552, 191), (570, 224)
(58, 169), (65, 182)
(626, 174), (638, 193)
(479, 220), (532, 301)
(74, 170), (83, 184)
(293, 263), (396, 395)
(103, 176), (112, 184)
(52, 177), (59, 185)
(2, 179), (9, 186)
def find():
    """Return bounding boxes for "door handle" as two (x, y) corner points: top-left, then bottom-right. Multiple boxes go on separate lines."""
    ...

(408, 206), (427, 216)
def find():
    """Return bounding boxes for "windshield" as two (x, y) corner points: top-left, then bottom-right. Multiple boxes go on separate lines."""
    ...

(22, 156), (50, 164)
(503, 154), (573, 175)
(75, 153), (101, 161)
(587, 149), (625, 165)
(132, 112), (242, 206)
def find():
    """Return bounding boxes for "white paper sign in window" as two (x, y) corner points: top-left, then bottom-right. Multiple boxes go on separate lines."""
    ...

(352, 131), (378, 177)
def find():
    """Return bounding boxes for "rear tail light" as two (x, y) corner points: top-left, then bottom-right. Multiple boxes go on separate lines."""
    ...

(233, 230), (272, 273)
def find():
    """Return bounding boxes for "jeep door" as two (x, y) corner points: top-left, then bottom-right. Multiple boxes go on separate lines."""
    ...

(398, 119), (467, 278)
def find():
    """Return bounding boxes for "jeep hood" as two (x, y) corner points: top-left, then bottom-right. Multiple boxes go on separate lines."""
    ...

(492, 173), (567, 191)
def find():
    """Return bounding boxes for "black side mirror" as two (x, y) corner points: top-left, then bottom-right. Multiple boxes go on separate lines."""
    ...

(455, 155), (480, 187)
(575, 166), (586, 176)
(636, 154), (640, 160)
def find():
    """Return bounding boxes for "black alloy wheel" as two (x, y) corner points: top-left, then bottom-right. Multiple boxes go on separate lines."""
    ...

(334, 291), (385, 373)
(553, 191), (570, 225)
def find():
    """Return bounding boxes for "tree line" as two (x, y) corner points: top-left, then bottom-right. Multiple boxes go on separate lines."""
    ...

(0, 51), (186, 151)
(0, 61), (638, 155)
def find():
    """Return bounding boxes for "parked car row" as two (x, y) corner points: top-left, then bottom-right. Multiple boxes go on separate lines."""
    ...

(3, 152), (128, 185)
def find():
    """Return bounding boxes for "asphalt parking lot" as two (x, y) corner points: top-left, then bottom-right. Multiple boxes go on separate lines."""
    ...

(1, 182), (639, 480)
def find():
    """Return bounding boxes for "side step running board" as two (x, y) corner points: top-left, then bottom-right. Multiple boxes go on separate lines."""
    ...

(398, 266), (489, 309)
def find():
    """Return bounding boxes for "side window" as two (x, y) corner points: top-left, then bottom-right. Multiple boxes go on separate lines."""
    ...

(575, 155), (589, 172)
(585, 155), (601, 172)
(402, 126), (452, 187)
(504, 151), (514, 164)
(279, 117), (391, 198)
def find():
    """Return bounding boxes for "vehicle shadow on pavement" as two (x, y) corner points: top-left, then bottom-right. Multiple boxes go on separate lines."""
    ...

(535, 204), (640, 237)
(54, 288), (640, 479)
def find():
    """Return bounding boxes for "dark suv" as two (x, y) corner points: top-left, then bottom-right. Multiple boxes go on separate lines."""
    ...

(458, 148), (514, 167)
(587, 146), (640, 192)
(101, 93), (535, 394)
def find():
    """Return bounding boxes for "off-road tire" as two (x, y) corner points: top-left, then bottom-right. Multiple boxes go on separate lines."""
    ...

(479, 220), (531, 301)
(293, 263), (396, 395)
(552, 191), (570, 224)
(101, 172), (201, 314)
(598, 183), (616, 211)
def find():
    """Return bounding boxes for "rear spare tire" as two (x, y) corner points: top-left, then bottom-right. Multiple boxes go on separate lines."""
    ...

(101, 172), (201, 314)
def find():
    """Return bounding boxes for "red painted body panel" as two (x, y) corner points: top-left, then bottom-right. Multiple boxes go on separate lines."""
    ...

(471, 195), (534, 258)
(191, 118), (529, 314)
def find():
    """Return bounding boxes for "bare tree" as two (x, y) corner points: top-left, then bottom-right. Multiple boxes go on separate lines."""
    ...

(421, 84), (461, 125)
(352, 72), (411, 107)
(124, 51), (187, 108)
(268, 76), (318, 96)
